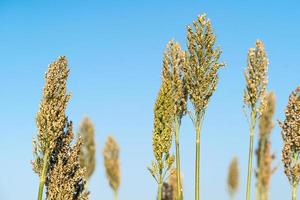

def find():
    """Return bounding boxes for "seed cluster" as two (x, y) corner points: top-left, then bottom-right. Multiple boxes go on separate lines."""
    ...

(32, 56), (88, 199)
(280, 87), (300, 185)
(256, 92), (276, 194)
(78, 117), (96, 180)
(162, 182), (173, 200)
(103, 136), (121, 194)
(183, 14), (224, 115)
(47, 130), (88, 200)
(227, 157), (239, 197)
(244, 40), (268, 116)
(163, 40), (187, 122)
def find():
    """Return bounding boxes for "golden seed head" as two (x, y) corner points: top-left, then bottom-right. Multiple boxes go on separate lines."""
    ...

(32, 56), (88, 199)
(227, 157), (239, 197)
(103, 136), (121, 193)
(244, 40), (268, 115)
(35, 56), (71, 154)
(280, 86), (300, 185)
(256, 92), (276, 193)
(78, 117), (96, 180)
(152, 75), (174, 162)
(163, 40), (187, 120)
(183, 14), (224, 114)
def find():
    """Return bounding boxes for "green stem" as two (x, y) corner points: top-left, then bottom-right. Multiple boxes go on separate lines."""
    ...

(157, 180), (163, 200)
(37, 151), (49, 200)
(195, 116), (201, 200)
(246, 111), (256, 200)
(175, 118), (183, 200)
(292, 183), (297, 200)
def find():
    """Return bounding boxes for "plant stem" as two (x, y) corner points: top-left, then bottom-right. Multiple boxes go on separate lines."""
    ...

(114, 190), (119, 200)
(37, 151), (49, 200)
(175, 118), (183, 200)
(195, 116), (201, 200)
(292, 183), (297, 200)
(157, 180), (163, 200)
(246, 110), (256, 200)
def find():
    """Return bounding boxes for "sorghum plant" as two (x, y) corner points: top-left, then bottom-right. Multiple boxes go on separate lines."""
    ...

(256, 92), (276, 200)
(148, 64), (175, 200)
(182, 14), (224, 200)
(103, 136), (121, 200)
(243, 40), (268, 200)
(78, 117), (96, 180)
(279, 87), (300, 200)
(227, 157), (239, 199)
(32, 56), (88, 200)
(163, 40), (187, 200)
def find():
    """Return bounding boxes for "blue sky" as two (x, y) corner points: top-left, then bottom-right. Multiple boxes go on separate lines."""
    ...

(0, 0), (300, 199)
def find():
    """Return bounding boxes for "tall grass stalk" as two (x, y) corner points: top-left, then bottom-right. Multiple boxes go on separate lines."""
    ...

(243, 40), (268, 200)
(183, 14), (224, 200)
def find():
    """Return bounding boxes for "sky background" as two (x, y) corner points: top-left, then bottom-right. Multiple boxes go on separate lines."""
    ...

(0, 0), (300, 199)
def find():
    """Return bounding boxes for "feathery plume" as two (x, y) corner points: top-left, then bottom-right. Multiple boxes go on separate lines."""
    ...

(183, 13), (224, 200)
(78, 117), (96, 180)
(32, 56), (88, 200)
(279, 86), (300, 200)
(256, 92), (276, 200)
(244, 40), (268, 200)
(227, 157), (239, 198)
(103, 136), (121, 200)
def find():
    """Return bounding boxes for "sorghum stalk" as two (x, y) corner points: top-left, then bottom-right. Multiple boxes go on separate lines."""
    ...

(175, 118), (182, 199)
(37, 151), (49, 200)
(103, 136), (121, 200)
(279, 87), (300, 200)
(183, 14), (224, 200)
(162, 40), (187, 200)
(243, 40), (268, 200)
(148, 52), (175, 200)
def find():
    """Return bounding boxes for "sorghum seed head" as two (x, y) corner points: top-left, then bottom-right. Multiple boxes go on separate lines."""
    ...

(78, 117), (96, 180)
(32, 56), (88, 199)
(227, 157), (239, 197)
(163, 40), (187, 121)
(152, 75), (174, 162)
(244, 40), (268, 116)
(183, 14), (224, 115)
(279, 86), (300, 185)
(103, 136), (121, 193)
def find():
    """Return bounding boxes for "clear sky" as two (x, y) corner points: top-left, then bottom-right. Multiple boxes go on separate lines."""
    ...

(0, 1), (300, 199)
